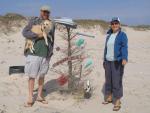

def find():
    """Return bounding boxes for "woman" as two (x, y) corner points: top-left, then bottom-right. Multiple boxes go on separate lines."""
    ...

(103, 17), (128, 111)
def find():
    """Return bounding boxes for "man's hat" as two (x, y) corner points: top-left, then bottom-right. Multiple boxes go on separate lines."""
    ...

(40, 5), (51, 12)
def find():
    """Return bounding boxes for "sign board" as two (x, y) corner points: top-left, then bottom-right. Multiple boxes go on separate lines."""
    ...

(54, 17), (77, 28)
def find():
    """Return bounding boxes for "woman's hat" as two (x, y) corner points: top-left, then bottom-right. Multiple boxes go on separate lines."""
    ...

(111, 17), (120, 23)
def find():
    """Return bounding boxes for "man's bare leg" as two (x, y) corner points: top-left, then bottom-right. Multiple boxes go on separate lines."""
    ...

(37, 77), (48, 104)
(25, 78), (35, 107)
(28, 78), (35, 102)
(37, 77), (44, 98)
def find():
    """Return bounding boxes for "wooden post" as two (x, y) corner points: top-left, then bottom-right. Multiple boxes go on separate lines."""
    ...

(66, 26), (74, 91)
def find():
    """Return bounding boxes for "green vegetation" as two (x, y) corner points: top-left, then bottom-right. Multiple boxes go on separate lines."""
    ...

(0, 13), (26, 24)
(0, 13), (26, 35)
(131, 25), (150, 31)
(74, 19), (109, 30)
(0, 13), (150, 34)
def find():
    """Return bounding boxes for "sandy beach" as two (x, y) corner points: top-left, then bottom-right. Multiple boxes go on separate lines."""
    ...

(0, 26), (150, 113)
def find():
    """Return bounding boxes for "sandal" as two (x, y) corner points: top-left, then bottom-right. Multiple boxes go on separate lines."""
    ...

(113, 105), (121, 111)
(102, 100), (112, 104)
(102, 95), (112, 105)
(36, 97), (48, 104)
(113, 100), (121, 111)
(33, 88), (46, 92)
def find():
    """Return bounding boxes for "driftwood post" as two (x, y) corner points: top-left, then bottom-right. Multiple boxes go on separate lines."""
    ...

(66, 26), (74, 91)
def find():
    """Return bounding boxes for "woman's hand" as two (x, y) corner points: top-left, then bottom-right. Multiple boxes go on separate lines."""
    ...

(122, 59), (127, 66)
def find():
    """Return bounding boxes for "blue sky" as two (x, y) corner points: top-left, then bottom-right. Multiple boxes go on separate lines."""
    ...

(0, 0), (150, 25)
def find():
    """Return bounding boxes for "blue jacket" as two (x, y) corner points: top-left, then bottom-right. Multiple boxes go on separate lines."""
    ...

(104, 29), (128, 61)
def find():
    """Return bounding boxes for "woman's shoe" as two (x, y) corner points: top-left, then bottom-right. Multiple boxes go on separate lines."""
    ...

(102, 100), (112, 104)
(113, 99), (121, 111)
(102, 94), (112, 105)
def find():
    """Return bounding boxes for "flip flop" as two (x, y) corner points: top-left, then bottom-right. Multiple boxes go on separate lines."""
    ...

(113, 100), (121, 111)
(36, 98), (48, 104)
(102, 100), (112, 105)
(33, 88), (46, 92)
(113, 105), (121, 111)
(24, 102), (34, 107)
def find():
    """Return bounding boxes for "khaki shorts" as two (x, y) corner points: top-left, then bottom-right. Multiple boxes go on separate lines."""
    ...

(25, 55), (50, 78)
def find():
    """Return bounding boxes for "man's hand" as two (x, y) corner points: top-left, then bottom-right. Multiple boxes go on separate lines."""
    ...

(122, 59), (127, 66)
(31, 25), (43, 38)
(37, 33), (43, 38)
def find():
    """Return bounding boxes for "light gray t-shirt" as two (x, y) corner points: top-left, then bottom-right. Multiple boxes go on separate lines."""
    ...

(106, 32), (118, 61)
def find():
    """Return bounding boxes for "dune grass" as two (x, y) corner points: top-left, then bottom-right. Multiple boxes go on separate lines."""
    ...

(74, 19), (109, 30)
(131, 25), (150, 31)
(0, 13), (26, 35)
(0, 13), (26, 24)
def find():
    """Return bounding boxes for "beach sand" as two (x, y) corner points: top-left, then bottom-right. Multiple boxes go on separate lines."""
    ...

(0, 27), (150, 113)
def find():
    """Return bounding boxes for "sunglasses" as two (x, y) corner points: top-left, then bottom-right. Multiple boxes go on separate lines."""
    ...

(42, 10), (50, 14)
(111, 22), (119, 25)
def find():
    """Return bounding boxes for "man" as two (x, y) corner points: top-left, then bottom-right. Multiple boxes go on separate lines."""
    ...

(22, 5), (55, 107)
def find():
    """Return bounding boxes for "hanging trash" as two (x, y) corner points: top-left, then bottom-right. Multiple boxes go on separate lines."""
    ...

(84, 80), (92, 99)
(57, 75), (68, 86)
(76, 32), (95, 38)
(76, 38), (85, 47)
(56, 46), (61, 51)
(83, 58), (93, 69)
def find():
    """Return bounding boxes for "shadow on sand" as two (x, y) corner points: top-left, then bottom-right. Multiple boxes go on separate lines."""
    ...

(101, 83), (106, 100)
(43, 79), (60, 97)
(33, 79), (60, 99)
